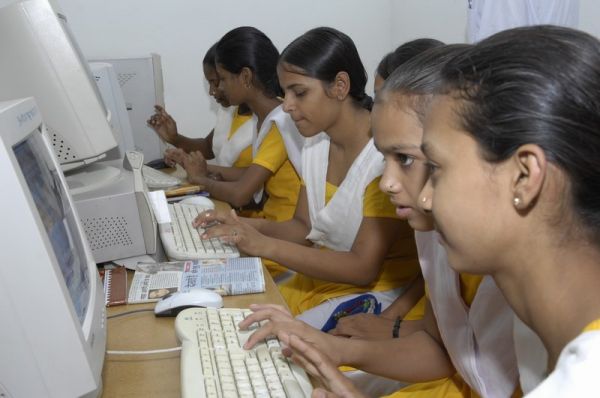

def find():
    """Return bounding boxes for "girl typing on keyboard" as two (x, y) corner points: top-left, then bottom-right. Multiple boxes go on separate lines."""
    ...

(147, 42), (255, 170)
(195, 27), (422, 332)
(164, 27), (303, 279)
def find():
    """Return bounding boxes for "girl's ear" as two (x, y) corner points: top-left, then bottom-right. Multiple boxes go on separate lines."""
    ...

(330, 71), (350, 100)
(240, 67), (254, 89)
(511, 144), (547, 210)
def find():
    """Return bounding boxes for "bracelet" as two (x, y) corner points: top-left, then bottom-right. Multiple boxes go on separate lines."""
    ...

(392, 316), (402, 338)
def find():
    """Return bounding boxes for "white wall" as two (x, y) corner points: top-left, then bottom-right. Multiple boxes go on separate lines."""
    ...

(53, 0), (398, 138)
(3, 0), (600, 140)
(50, 0), (471, 139)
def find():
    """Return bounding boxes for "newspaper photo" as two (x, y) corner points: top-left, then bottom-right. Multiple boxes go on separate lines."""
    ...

(127, 257), (265, 303)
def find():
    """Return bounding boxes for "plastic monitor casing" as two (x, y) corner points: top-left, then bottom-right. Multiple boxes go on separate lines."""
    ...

(0, 97), (105, 398)
(66, 157), (159, 264)
(89, 62), (135, 161)
(0, 0), (117, 171)
(91, 54), (166, 163)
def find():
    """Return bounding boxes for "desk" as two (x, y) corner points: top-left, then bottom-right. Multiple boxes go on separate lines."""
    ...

(101, 266), (287, 397)
(102, 197), (284, 397)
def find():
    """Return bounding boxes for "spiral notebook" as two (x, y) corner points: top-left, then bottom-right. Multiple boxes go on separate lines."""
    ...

(102, 266), (128, 307)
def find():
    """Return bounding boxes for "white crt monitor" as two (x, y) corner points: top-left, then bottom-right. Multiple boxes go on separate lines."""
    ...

(0, 0), (117, 171)
(89, 61), (136, 161)
(0, 98), (106, 398)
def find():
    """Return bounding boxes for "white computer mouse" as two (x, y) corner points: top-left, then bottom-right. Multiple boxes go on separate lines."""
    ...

(180, 195), (215, 209)
(154, 288), (223, 317)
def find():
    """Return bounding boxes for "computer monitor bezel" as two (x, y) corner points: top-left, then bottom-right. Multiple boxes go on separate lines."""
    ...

(0, 97), (105, 398)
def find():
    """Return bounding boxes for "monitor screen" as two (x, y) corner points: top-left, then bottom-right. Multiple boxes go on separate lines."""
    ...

(14, 130), (91, 322)
(0, 97), (105, 397)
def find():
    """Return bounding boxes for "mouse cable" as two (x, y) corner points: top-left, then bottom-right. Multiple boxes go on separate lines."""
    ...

(106, 347), (182, 356)
(106, 308), (182, 355)
(107, 308), (155, 319)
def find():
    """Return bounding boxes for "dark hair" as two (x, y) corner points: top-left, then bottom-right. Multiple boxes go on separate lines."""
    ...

(215, 26), (282, 97)
(202, 42), (217, 67)
(441, 25), (600, 240)
(279, 26), (372, 110)
(376, 38), (444, 80)
(377, 44), (471, 124)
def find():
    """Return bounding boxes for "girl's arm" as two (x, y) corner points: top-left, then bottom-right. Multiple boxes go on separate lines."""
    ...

(192, 162), (273, 209)
(205, 213), (404, 285)
(243, 299), (455, 383)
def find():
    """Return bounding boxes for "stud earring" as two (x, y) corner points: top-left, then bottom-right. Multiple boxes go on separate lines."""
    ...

(513, 197), (521, 207)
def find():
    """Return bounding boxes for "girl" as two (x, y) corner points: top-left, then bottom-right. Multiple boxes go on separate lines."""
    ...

(199, 27), (420, 329)
(418, 25), (600, 396)
(373, 38), (443, 95)
(169, 27), (303, 278)
(170, 27), (302, 218)
(147, 43), (254, 168)
(330, 38), (445, 340)
(241, 44), (521, 398)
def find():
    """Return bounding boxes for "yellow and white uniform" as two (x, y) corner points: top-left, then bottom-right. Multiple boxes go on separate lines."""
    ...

(524, 319), (600, 397)
(279, 134), (420, 323)
(249, 106), (302, 277)
(251, 124), (300, 223)
(209, 106), (254, 167)
(385, 231), (519, 398)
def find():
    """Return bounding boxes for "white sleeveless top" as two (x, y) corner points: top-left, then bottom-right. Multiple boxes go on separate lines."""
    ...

(208, 106), (255, 167)
(304, 135), (383, 251)
(251, 105), (304, 203)
(415, 231), (519, 398)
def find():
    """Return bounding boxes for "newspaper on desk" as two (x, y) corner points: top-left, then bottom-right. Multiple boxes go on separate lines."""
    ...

(127, 257), (265, 303)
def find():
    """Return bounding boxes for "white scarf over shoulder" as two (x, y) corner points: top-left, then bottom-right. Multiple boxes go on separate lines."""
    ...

(251, 105), (304, 203)
(415, 231), (519, 398)
(304, 135), (383, 251)
(525, 330), (600, 397)
(208, 106), (255, 167)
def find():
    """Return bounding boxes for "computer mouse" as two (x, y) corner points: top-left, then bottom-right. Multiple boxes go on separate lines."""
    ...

(154, 288), (223, 317)
(180, 195), (215, 209)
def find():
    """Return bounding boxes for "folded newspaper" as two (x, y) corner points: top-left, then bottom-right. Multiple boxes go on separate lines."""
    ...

(128, 257), (265, 303)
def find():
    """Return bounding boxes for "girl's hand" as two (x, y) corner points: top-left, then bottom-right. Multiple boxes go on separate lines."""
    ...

(197, 209), (270, 257)
(147, 105), (178, 144)
(280, 334), (367, 398)
(164, 148), (187, 168)
(183, 150), (208, 182)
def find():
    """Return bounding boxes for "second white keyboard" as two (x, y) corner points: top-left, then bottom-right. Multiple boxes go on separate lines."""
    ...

(142, 165), (182, 189)
(158, 202), (239, 260)
(176, 307), (312, 398)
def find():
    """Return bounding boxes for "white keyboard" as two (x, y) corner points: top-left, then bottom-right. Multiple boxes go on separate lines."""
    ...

(176, 308), (312, 398)
(158, 202), (239, 260)
(142, 165), (182, 189)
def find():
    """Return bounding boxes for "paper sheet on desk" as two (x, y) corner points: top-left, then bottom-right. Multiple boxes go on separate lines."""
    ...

(148, 190), (171, 223)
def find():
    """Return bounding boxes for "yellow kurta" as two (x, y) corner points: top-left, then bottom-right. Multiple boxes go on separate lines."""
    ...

(248, 123), (301, 277)
(279, 177), (420, 316)
(384, 273), (511, 398)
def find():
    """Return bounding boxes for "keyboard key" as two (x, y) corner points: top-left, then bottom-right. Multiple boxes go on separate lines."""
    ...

(176, 308), (312, 398)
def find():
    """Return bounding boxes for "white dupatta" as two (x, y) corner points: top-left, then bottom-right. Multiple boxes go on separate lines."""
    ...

(251, 105), (304, 203)
(304, 135), (383, 251)
(208, 106), (255, 167)
(415, 231), (519, 398)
